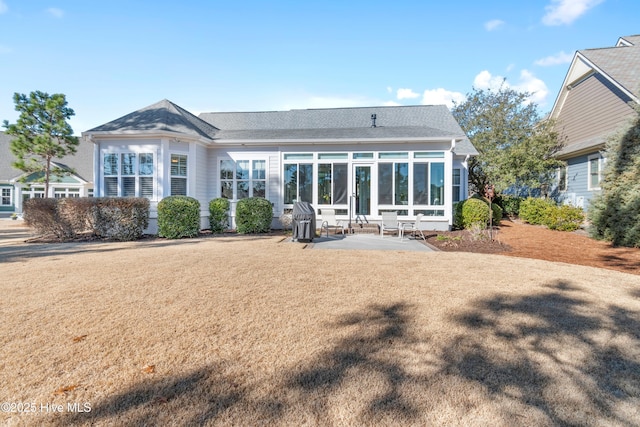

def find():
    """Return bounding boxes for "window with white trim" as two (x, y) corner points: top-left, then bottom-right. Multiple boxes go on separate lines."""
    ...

(170, 154), (188, 196)
(558, 166), (567, 192)
(588, 154), (603, 190)
(219, 159), (267, 200)
(283, 154), (313, 204)
(103, 152), (155, 198)
(1, 187), (12, 206)
(452, 169), (461, 203)
(54, 188), (80, 198)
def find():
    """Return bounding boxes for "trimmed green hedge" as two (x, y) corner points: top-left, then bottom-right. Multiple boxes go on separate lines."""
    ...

(235, 197), (273, 234)
(454, 196), (502, 229)
(209, 198), (230, 233)
(157, 196), (200, 239)
(519, 197), (584, 232)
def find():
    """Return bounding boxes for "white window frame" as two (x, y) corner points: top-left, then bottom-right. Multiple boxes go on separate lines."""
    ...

(452, 168), (461, 203)
(102, 151), (156, 199)
(588, 154), (603, 191)
(53, 187), (81, 198)
(219, 158), (268, 200)
(558, 166), (568, 192)
(1, 187), (12, 206)
(170, 153), (188, 196)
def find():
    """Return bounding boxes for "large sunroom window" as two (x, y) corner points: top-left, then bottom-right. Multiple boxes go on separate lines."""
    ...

(378, 162), (408, 205)
(413, 162), (445, 206)
(317, 163), (348, 205)
(284, 163), (313, 204)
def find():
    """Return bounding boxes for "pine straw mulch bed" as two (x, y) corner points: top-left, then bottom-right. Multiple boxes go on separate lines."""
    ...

(425, 219), (640, 276)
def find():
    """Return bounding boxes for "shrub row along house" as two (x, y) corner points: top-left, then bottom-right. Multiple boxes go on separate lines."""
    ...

(550, 34), (640, 206)
(0, 131), (94, 215)
(82, 101), (477, 233)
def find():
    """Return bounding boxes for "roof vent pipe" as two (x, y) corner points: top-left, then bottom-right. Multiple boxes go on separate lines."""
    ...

(371, 114), (377, 127)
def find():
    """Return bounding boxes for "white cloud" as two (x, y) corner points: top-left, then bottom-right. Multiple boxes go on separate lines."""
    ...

(472, 70), (549, 106)
(473, 70), (507, 91)
(386, 86), (393, 94)
(513, 70), (549, 105)
(542, 0), (604, 26)
(383, 100), (402, 106)
(0, 1), (7, 14)
(396, 88), (420, 100)
(0, 44), (11, 54)
(47, 7), (64, 18)
(534, 51), (574, 66)
(421, 88), (466, 109)
(484, 19), (505, 31)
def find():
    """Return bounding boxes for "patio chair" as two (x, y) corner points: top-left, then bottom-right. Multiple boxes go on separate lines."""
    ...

(380, 211), (400, 238)
(401, 214), (425, 241)
(320, 209), (346, 237)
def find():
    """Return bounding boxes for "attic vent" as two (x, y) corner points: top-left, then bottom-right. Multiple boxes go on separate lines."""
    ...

(371, 114), (377, 128)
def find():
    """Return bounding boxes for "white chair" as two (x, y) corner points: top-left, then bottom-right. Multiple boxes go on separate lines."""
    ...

(401, 214), (425, 241)
(380, 211), (400, 238)
(320, 209), (346, 237)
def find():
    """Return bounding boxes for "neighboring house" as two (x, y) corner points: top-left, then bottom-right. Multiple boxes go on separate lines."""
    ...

(83, 100), (477, 232)
(0, 131), (94, 214)
(550, 34), (640, 208)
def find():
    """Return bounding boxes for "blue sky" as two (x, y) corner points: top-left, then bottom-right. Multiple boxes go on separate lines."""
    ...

(0, 0), (638, 134)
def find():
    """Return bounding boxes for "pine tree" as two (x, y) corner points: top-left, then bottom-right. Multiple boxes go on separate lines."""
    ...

(2, 91), (78, 198)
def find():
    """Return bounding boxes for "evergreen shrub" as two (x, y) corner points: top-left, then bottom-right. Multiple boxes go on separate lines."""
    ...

(157, 196), (200, 239)
(235, 197), (273, 234)
(208, 198), (230, 233)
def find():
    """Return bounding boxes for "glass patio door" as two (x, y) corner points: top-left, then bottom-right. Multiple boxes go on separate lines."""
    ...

(354, 165), (371, 216)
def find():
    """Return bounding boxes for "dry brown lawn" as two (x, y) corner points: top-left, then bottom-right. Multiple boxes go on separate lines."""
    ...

(1, 225), (640, 426)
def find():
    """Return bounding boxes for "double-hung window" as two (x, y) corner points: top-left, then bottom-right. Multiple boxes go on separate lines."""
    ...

(170, 154), (188, 196)
(219, 159), (267, 200)
(588, 155), (603, 190)
(1, 188), (11, 206)
(452, 169), (461, 203)
(103, 152), (155, 198)
(558, 166), (568, 192)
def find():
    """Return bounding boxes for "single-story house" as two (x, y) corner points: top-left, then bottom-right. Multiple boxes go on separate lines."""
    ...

(0, 131), (94, 215)
(83, 100), (477, 232)
(550, 34), (640, 208)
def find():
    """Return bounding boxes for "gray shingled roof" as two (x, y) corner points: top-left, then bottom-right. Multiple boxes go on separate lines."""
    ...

(580, 34), (640, 99)
(86, 100), (477, 155)
(200, 105), (477, 155)
(86, 99), (219, 139)
(0, 131), (93, 182)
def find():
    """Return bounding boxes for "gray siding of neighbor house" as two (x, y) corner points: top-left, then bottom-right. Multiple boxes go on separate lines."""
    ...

(556, 73), (636, 151)
(559, 153), (600, 209)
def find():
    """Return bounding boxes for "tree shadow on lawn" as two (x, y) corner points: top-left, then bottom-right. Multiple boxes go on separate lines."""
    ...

(289, 302), (423, 425)
(0, 238), (205, 264)
(57, 362), (284, 426)
(55, 289), (640, 425)
(446, 280), (640, 426)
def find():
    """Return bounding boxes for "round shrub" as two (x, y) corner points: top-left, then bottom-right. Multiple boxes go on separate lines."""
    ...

(157, 196), (200, 239)
(455, 196), (502, 229)
(209, 198), (230, 233)
(235, 197), (273, 234)
(544, 204), (584, 231)
(519, 197), (556, 225)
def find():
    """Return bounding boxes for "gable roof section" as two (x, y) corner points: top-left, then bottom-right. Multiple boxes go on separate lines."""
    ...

(0, 131), (94, 182)
(550, 35), (640, 157)
(551, 34), (640, 118)
(86, 99), (219, 140)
